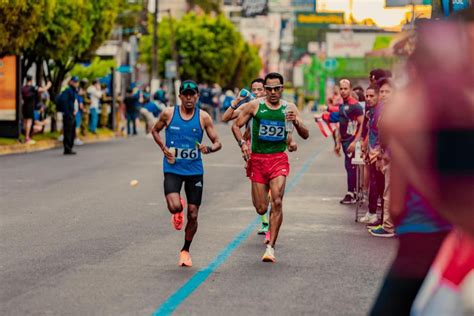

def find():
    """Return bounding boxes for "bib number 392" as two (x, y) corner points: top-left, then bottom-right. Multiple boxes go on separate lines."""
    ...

(176, 148), (199, 160)
(258, 120), (285, 142)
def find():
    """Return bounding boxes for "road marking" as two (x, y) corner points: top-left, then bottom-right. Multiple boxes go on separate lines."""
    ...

(152, 147), (323, 316)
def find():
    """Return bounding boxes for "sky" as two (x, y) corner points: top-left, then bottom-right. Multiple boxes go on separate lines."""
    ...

(317, 0), (420, 27)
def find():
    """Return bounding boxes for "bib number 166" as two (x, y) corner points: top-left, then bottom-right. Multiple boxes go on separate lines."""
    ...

(176, 148), (199, 160)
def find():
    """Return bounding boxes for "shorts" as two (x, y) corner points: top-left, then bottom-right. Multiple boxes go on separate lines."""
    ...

(248, 152), (290, 185)
(22, 102), (34, 119)
(164, 173), (204, 206)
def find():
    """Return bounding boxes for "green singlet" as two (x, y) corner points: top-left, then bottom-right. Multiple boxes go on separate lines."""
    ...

(251, 100), (288, 154)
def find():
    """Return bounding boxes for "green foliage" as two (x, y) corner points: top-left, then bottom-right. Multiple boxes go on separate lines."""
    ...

(233, 43), (262, 88)
(140, 13), (261, 87)
(0, 0), (55, 56)
(71, 57), (116, 81)
(81, 0), (120, 59)
(116, 0), (144, 32)
(188, 0), (221, 14)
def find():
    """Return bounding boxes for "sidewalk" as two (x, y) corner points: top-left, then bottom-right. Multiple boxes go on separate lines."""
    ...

(0, 128), (122, 156)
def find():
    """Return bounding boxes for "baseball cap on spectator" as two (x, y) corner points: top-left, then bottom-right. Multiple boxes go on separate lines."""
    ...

(179, 80), (199, 94)
(71, 76), (79, 82)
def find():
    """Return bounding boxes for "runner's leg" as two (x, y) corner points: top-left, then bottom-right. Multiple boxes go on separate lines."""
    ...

(251, 182), (270, 216)
(268, 175), (286, 247)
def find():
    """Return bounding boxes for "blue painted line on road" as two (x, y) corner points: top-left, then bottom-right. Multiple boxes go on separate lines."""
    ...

(152, 148), (322, 316)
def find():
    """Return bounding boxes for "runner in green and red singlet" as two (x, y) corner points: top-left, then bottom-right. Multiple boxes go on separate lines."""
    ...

(232, 72), (309, 262)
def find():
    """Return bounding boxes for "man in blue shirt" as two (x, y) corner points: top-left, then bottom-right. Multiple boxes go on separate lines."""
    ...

(62, 76), (79, 155)
(151, 80), (222, 267)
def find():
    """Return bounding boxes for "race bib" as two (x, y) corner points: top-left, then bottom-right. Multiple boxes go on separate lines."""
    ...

(258, 119), (285, 142)
(176, 148), (199, 160)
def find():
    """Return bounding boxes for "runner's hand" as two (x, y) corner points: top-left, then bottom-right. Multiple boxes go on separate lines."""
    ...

(288, 141), (297, 152)
(286, 110), (296, 121)
(199, 144), (212, 154)
(241, 143), (250, 161)
(162, 147), (174, 160)
(334, 143), (341, 157)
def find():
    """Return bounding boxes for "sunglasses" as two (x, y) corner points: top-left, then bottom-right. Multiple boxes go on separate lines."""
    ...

(264, 85), (283, 92)
(182, 82), (197, 90)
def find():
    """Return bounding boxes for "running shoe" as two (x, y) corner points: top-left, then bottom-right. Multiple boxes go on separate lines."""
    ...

(257, 222), (269, 235)
(178, 250), (193, 267)
(262, 245), (276, 263)
(369, 227), (395, 238)
(366, 221), (383, 229)
(171, 198), (185, 230)
(340, 193), (356, 204)
(367, 224), (382, 231)
(264, 231), (270, 244)
(359, 212), (378, 224)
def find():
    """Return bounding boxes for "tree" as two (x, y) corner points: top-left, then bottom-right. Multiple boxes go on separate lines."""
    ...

(187, 0), (221, 14)
(71, 57), (117, 81)
(140, 13), (261, 88)
(230, 42), (262, 88)
(0, 0), (55, 57)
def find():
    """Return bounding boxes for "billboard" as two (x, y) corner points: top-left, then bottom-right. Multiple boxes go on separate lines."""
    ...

(326, 32), (394, 58)
(386, 0), (431, 7)
(295, 12), (344, 27)
(241, 0), (269, 17)
(291, 0), (316, 12)
(0, 56), (17, 121)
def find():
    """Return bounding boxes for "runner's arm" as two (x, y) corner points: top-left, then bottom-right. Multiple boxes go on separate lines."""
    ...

(200, 110), (222, 154)
(222, 96), (245, 122)
(232, 101), (257, 144)
(151, 108), (174, 160)
(286, 103), (309, 139)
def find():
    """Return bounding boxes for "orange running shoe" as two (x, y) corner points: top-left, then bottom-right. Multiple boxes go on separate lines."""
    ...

(178, 250), (192, 267)
(171, 198), (186, 230)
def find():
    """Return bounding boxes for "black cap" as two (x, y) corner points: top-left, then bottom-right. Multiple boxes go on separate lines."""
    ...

(179, 80), (199, 94)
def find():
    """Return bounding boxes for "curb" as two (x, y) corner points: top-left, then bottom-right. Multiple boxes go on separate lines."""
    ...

(0, 133), (121, 156)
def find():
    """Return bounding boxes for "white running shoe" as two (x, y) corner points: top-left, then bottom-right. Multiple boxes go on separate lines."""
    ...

(262, 245), (276, 263)
(74, 138), (84, 146)
(359, 212), (378, 224)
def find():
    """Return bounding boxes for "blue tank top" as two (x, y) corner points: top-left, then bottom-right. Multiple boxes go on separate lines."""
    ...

(163, 106), (204, 175)
(396, 186), (452, 235)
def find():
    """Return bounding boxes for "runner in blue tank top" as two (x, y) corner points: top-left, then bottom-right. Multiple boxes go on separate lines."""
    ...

(151, 80), (222, 267)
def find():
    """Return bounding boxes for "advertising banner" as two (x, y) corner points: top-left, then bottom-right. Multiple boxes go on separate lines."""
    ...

(0, 56), (17, 121)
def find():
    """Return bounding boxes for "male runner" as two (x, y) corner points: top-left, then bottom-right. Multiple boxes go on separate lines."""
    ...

(222, 78), (271, 236)
(151, 80), (222, 267)
(232, 72), (309, 262)
(334, 79), (364, 204)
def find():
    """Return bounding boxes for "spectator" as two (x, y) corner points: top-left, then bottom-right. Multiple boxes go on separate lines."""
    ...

(61, 76), (80, 155)
(75, 79), (88, 146)
(124, 88), (138, 135)
(87, 79), (102, 134)
(153, 83), (168, 105)
(21, 75), (51, 144)
(140, 95), (164, 134)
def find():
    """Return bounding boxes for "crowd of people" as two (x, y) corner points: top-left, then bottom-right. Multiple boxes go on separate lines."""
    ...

(315, 16), (473, 314)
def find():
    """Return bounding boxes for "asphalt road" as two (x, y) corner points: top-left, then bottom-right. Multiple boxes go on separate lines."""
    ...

(0, 118), (396, 316)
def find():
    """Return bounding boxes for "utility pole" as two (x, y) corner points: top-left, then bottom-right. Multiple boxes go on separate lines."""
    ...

(167, 9), (180, 81)
(152, 0), (159, 85)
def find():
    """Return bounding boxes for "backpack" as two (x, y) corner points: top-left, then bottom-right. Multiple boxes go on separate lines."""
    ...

(55, 89), (68, 113)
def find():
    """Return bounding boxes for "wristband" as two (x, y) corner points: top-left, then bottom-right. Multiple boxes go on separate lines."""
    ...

(206, 146), (213, 153)
(230, 105), (237, 110)
(238, 139), (246, 147)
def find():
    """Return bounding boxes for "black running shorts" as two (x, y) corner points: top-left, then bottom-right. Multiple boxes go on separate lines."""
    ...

(164, 173), (204, 206)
